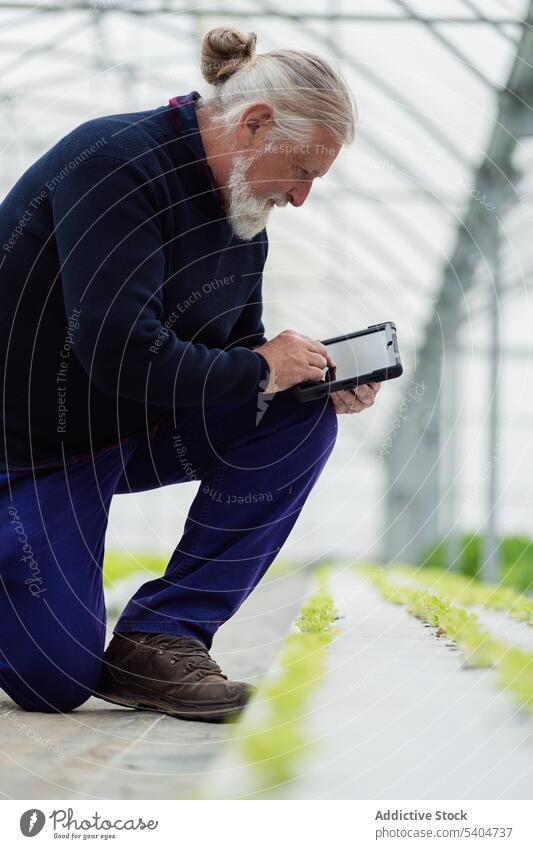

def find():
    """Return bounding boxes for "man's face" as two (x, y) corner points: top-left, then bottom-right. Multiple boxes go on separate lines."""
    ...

(226, 123), (342, 240)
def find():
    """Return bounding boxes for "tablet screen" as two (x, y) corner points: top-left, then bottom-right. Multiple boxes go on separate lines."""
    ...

(323, 328), (396, 382)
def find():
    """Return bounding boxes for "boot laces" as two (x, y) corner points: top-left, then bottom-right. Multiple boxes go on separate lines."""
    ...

(157, 637), (228, 681)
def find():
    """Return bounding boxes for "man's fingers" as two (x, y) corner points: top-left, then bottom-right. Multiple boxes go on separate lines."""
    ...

(331, 394), (350, 414)
(306, 365), (328, 382)
(282, 330), (337, 368)
(303, 336), (330, 359)
(331, 390), (365, 414)
(306, 341), (336, 370)
(330, 382), (382, 415)
(308, 352), (328, 370)
(353, 384), (375, 405)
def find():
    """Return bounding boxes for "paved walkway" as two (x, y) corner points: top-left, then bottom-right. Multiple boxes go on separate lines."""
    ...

(206, 569), (533, 799)
(4, 567), (531, 800)
(285, 569), (533, 799)
(0, 569), (307, 800)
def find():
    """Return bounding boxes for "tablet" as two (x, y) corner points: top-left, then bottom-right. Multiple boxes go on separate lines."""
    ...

(291, 321), (403, 402)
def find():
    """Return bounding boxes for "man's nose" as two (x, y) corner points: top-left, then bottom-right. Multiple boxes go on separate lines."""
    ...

(288, 181), (313, 207)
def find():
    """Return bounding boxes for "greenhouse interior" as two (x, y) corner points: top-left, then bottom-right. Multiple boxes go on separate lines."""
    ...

(0, 0), (532, 810)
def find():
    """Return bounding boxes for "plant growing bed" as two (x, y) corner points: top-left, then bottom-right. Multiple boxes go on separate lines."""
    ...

(234, 566), (340, 794)
(359, 565), (533, 715)
(391, 563), (533, 625)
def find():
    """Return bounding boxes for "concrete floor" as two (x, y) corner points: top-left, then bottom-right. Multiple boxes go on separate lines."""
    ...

(205, 569), (533, 800)
(285, 570), (533, 800)
(0, 570), (308, 800)
(2, 567), (531, 801)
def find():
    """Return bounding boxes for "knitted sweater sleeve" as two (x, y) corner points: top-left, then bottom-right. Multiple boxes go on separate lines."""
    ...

(226, 266), (269, 351)
(51, 153), (269, 407)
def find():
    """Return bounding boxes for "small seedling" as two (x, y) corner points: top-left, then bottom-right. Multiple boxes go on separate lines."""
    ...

(236, 569), (340, 794)
(358, 564), (533, 714)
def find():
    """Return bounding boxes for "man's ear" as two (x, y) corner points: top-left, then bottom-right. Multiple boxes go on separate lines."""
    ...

(239, 102), (274, 143)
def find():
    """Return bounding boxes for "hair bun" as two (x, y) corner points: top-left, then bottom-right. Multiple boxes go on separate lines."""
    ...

(200, 27), (257, 84)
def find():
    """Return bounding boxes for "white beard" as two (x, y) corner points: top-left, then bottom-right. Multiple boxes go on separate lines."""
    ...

(226, 148), (288, 241)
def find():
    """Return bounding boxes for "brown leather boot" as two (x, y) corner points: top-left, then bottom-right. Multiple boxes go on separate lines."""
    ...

(94, 631), (257, 722)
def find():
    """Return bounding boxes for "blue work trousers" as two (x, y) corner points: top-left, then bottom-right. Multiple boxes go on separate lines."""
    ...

(0, 390), (337, 712)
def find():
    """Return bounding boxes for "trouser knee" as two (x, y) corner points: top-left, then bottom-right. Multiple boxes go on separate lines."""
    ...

(0, 648), (103, 714)
(296, 394), (338, 464)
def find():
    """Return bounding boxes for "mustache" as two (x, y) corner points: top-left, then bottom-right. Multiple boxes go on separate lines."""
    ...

(226, 151), (289, 239)
(269, 194), (289, 207)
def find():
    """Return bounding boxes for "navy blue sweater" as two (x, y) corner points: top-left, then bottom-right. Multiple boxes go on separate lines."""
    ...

(0, 90), (270, 470)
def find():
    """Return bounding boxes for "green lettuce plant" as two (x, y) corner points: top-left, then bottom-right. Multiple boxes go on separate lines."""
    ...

(359, 565), (533, 713)
(238, 569), (340, 793)
(390, 563), (533, 625)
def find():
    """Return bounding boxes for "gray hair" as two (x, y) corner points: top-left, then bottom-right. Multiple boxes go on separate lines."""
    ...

(198, 27), (357, 147)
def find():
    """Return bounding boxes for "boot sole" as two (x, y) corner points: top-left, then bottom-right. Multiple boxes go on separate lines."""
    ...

(94, 686), (249, 723)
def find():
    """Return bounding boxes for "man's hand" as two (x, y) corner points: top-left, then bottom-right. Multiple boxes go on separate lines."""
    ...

(253, 329), (336, 393)
(329, 381), (381, 415)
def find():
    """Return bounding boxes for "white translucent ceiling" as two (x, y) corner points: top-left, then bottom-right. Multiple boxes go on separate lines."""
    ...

(0, 0), (531, 447)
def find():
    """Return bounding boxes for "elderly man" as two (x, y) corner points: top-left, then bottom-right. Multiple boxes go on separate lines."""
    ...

(0, 27), (379, 722)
